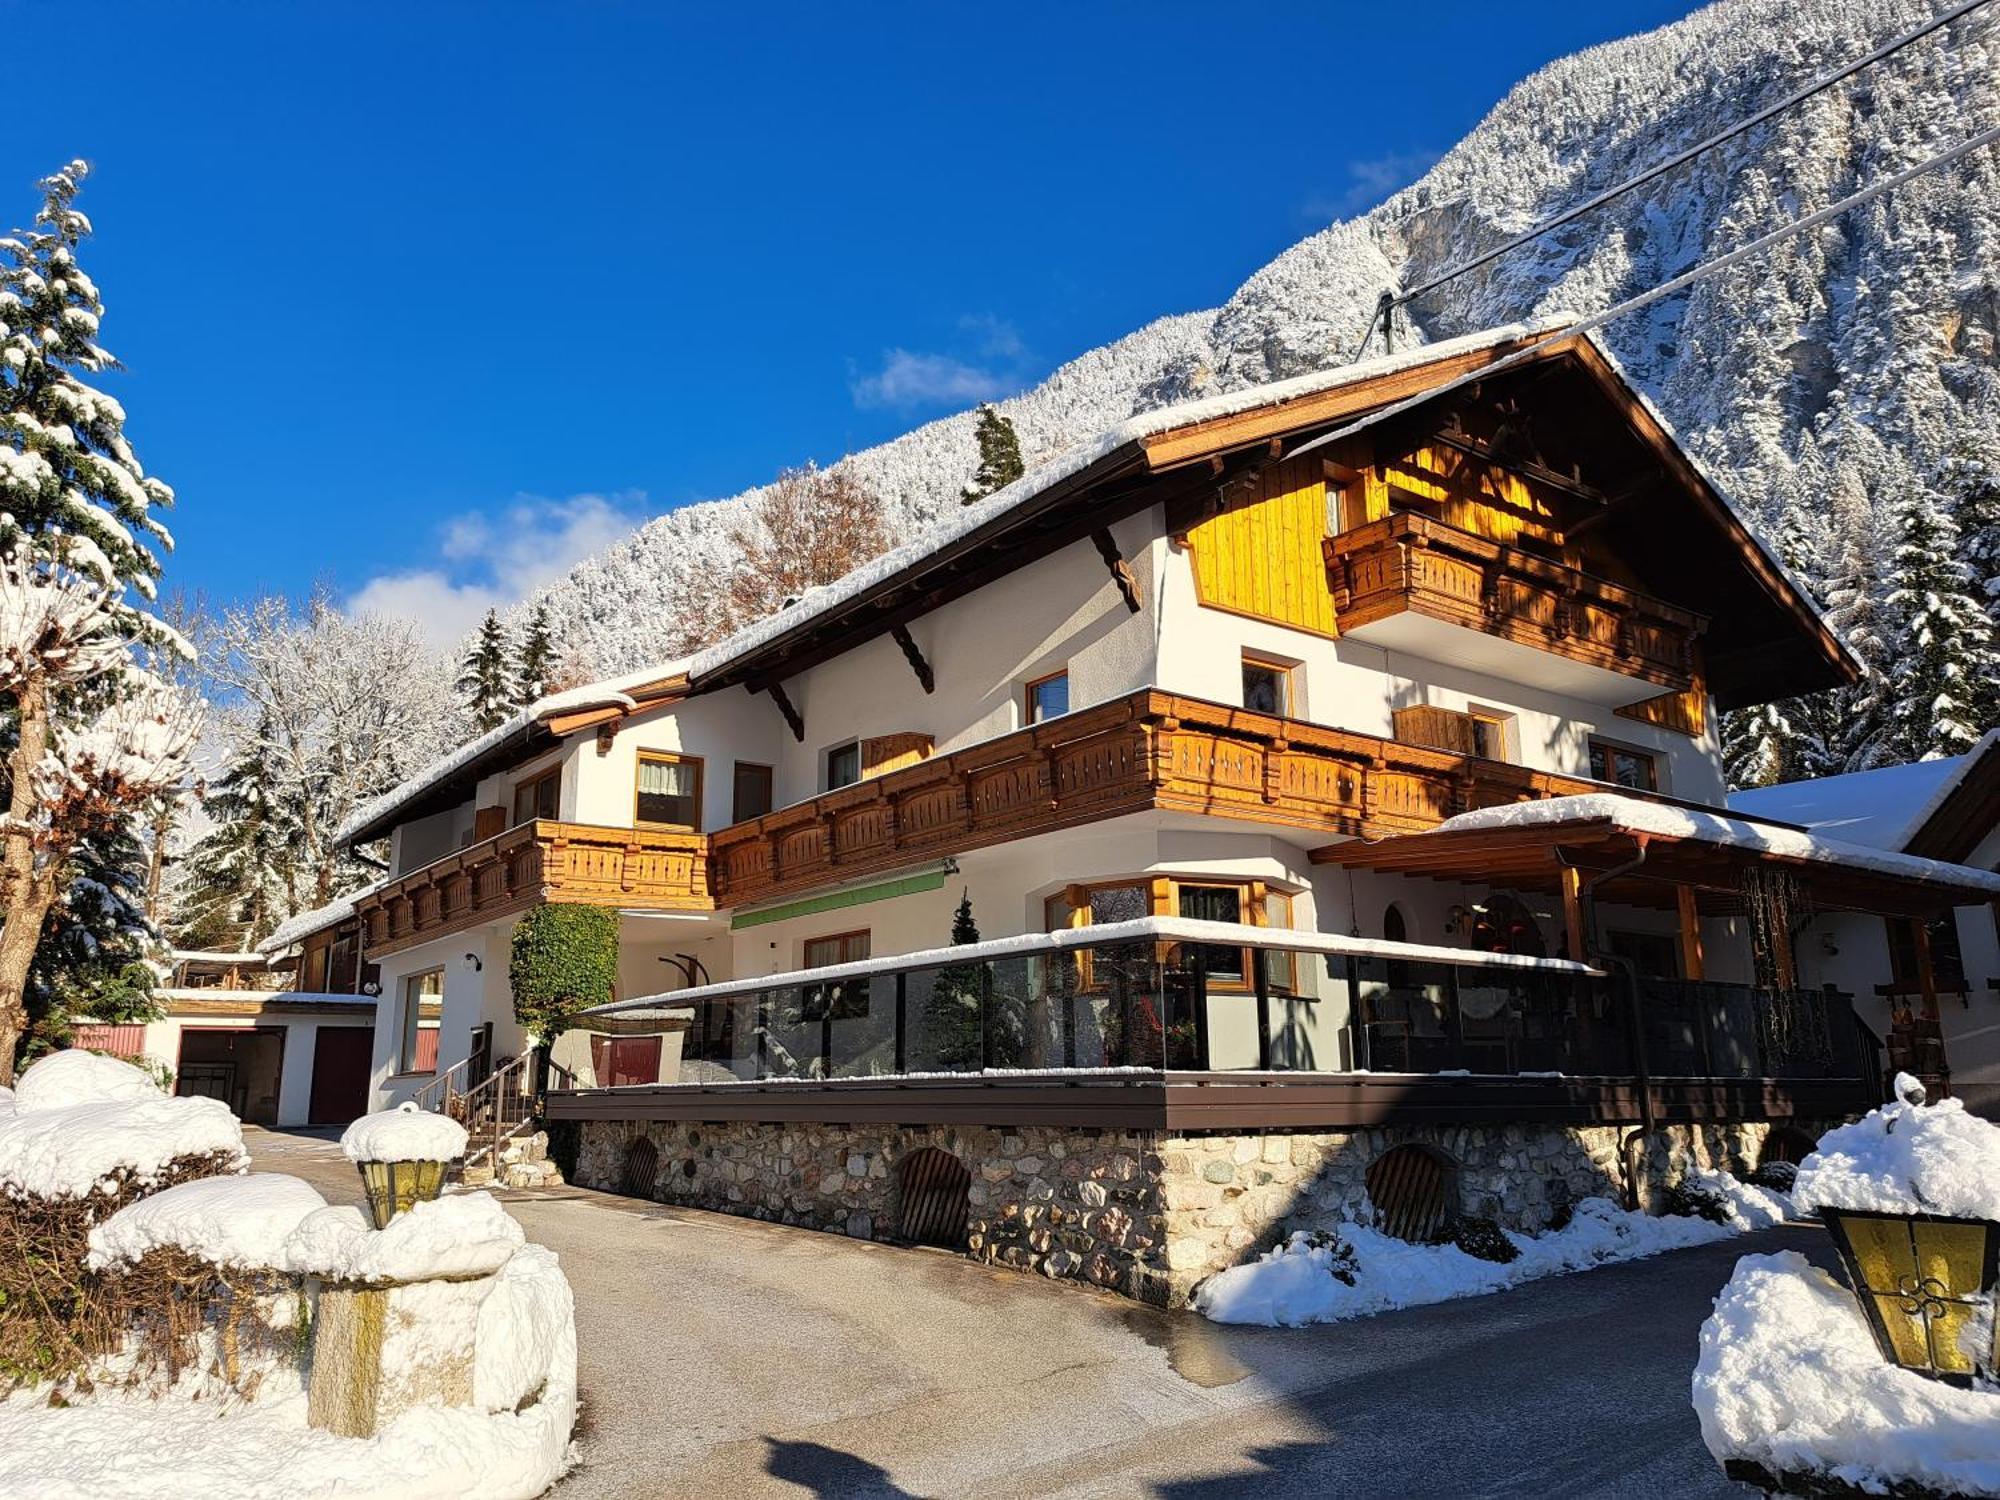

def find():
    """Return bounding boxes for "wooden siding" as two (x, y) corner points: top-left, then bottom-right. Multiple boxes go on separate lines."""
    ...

(862, 732), (933, 779)
(1615, 678), (1709, 739)
(1183, 455), (1337, 637)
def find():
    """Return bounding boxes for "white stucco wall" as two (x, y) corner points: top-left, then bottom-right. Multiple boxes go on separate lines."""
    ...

(132, 1005), (377, 1127)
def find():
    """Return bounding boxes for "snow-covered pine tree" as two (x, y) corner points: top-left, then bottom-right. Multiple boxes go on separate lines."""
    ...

(457, 609), (513, 732)
(1882, 483), (1997, 761)
(0, 162), (192, 1082)
(960, 404), (1025, 503)
(513, 601), (556, 708)
(177, 711), (297, 950)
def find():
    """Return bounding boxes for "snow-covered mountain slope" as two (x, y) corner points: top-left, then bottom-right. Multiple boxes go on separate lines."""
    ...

(523, 0), (2000, 678)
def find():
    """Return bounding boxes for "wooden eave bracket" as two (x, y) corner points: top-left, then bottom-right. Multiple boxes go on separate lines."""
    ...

(890, 624), (935, 694)
(763, 681), (805, 742)
(1092, 529), (1143, 614)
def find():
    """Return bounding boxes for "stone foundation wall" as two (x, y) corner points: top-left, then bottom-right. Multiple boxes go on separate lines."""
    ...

(573, 1114), (1824, 1308)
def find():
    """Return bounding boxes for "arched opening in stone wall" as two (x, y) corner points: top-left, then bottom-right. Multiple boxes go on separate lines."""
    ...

(1365, 1143), (1459, 1243)
(1758, 1127), (1817, 1167)
(894, 1147), (971, 1249)
(619, 1136), (659, 1199)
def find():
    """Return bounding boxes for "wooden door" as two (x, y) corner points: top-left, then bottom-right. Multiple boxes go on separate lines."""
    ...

(308, 1026), (374, 1125)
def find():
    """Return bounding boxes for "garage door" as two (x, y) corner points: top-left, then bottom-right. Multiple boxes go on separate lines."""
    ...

(308, 1027), (374, 1125)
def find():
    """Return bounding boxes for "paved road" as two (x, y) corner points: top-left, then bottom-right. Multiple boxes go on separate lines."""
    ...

(247, 1127), (1821, 1499)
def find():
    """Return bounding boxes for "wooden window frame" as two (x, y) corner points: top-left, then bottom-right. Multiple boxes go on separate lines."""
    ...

(1240, 652), (1301, 719)
(511, 766), (560, 827)
(634, 751), (704, 832)
(1587, 736), (1659, 792)
(731, 761), (774, 824)
(1047, 876), (1299, 996)
(1466, 703), (1515, 763)
(803, 929), (872, 969)
(1024, 669), (1070, 726)
(823, 739), (861, 792)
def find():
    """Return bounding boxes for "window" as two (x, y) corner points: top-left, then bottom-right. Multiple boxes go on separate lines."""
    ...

(1241, 654), (1297, 717)
(511, 767), (559, 826)
(1588, 739), (1658, 791)
(1178, 883), (1248, 988)
(399, 967), (444, 1075)
(732, 762), (774, 823)
(1025, 670), (1069, 725)
(1467, 706), (1513, 762)
(635, 753), (702, 830)
(804, 930), (871, 968)
(824, 740), (861, 791)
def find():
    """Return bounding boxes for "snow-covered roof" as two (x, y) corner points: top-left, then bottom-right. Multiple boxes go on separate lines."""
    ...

(168, 949), (267, 966)
(1435, 794), (2000, 896)
(254, 875), (392, 955)
(1729, 732), (1999, 857)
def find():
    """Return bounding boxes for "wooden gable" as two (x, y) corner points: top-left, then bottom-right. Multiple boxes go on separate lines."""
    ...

(1177, 455), (1337, 637)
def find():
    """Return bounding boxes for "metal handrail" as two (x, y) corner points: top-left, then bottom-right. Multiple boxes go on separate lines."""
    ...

(412, 1057), (469, 1115)
(454, 1048), (540, 1164)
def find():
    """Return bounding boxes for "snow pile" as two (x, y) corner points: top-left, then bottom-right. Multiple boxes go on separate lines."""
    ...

(1694, 1251), (2000, 1497)
(0, 1050), (246, 1200)
(474, 1244), (575, 1415)
(340, 1102), (469, 1165)
(1792, 1080), (2000, 1220)
(15, 1048), (162, 1111)
(282, 1193), (524, 1284)
(1195, 1192), (1777, 1327)
(86, 1174), (328, 1272)
(1688, 1168), (1795, 1232)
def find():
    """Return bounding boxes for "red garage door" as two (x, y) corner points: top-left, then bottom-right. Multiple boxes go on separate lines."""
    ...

(308, 1027), (374, 1125)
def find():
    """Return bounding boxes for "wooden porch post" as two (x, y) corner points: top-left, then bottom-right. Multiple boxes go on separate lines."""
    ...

(1913, 918), (1941, 1019)
(1559, 864), (1587, 962)
(1769, 910), (1797, 992)
(1675, 884), (1705, 982)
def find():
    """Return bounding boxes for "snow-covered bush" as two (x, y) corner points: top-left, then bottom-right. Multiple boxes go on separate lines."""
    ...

(0, 1050), (246, 1387)
(1449, 1216), (1520, 1265)
(1747, 1159), (1798, 1192)
(1662, 1175), (1735, 1226)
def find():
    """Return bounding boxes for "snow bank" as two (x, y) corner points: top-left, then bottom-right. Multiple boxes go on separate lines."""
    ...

(1694, 1251), (2000, 1497)
(0, 1084), (246, 1200)
(14, 1048), (162, 1112)
(1792, 1081), (2000, 1220)
(1196, 1192), (1782, 1327)
(282, 1193), (524, 1284)
(474, 1244), (575, 1415)
(340, 1102), (469, 1165)
(86, 1174), (328, 1272)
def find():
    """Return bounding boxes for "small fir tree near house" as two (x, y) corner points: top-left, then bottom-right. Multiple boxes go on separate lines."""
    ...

(458, 609), (513, 733)
(1882, 486), (1996, 760)
(177, 710), (297, 949)
(513, 601), (556, 709)
(921, 892), (984, 1068)
(509, 902), (620, 1046)
(961, 404), (1024, 503)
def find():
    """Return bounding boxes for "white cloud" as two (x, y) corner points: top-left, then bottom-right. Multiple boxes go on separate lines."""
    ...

(1303, 148), (1444, 221)
(850, 349), (1011, 411)
(347, 491), (645, 650)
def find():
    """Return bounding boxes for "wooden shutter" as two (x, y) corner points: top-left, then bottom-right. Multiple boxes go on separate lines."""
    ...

(1392, 705), (1479, 755)
(861, 732), (933, 779)
(472, 804), (507, 842)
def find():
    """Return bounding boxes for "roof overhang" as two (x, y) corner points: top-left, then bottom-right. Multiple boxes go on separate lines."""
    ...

(1904, 732), (2000, 865)
(1312, 815), (1996, 917)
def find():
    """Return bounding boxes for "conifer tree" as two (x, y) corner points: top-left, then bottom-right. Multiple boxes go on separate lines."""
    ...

(514, 601), (556, 708)
(177, 712), (295, 949)
(1882, 486), (1997, 760)
(961, 404), (1025, 503)
(457, 609), (512, 732)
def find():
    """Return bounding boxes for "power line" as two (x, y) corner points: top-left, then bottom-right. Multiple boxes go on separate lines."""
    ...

(1352, 0), (1997, 357)
(1295, 117), (2000, 464)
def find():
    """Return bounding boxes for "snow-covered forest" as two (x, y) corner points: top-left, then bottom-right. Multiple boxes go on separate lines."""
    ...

(498, 0), (1998, 784)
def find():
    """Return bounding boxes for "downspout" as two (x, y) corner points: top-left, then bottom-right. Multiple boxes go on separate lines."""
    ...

(1560, 835), (1656, 1210)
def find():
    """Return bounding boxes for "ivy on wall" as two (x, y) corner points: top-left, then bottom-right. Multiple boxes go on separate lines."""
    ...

(509, 904), (620, 1042)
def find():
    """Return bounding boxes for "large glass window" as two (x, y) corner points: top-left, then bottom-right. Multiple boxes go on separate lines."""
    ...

(399, 967), (443, 1075)
(1178, 883), (1248, 987)
(1025, 671), (1069, 724)
(635, 753), (702, 829)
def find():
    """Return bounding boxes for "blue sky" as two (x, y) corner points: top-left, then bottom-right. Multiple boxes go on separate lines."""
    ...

(9, 0), (1694, 645)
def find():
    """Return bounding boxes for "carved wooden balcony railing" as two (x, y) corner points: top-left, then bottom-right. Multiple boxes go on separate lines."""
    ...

(709, 689), (1608, 909)
(1325, 511), (1706, 697)
(359, 819), (712, 957)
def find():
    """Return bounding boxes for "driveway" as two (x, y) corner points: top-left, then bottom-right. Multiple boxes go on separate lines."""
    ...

(247, 1127), (1819, 1498)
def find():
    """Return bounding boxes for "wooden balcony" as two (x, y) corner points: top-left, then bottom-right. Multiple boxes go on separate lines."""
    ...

(1325, 511), (1705, 702)
(710, 688), (1605, 909)
(359, 819), (712, 957)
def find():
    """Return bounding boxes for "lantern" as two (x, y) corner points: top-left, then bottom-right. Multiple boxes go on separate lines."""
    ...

(1819, 1207), (2000, 1385)
(356, 1155), (449, 1229)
